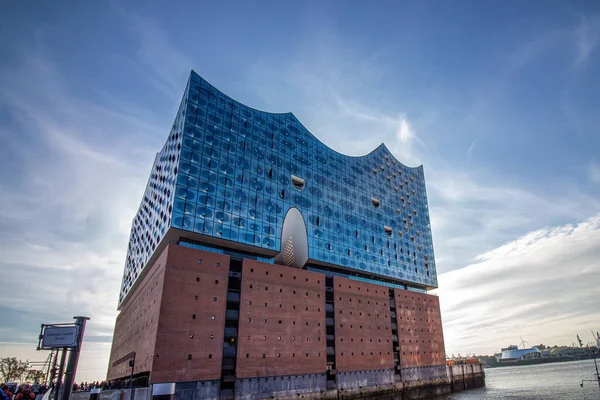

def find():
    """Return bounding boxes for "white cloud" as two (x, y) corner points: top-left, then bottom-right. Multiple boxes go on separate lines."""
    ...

(389, 116), (421, 167)
(424, 162), (600, 272)
(396, 117), (414, 143)
(0, 32), (173, 381)
(435, 215), (600, 356)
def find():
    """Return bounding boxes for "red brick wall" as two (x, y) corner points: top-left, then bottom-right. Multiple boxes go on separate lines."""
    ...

(107, 246), (168, 380)
(108, 243), (446, 384)
(395, 291), (446, 367)
(236, 260), (326, 378)
(151, 245), (231, 383)
(333, 277), (394, 372)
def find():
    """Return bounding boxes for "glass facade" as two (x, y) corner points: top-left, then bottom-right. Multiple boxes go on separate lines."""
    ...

(119, 70), (438, 305)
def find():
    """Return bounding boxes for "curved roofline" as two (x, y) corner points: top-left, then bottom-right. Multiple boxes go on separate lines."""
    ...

(190, 69), (424, 170)
(190, 69), (293, 117)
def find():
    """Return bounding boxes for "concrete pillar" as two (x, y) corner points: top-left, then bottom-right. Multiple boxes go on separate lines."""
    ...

(151, 383), (175, 400)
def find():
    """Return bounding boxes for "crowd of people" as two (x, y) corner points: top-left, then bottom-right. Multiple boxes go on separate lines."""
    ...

(0, 376), (149, 398)
(72, 376), (149, 392)
(72, 382), (102, 392)
(1, 384), (46, 400)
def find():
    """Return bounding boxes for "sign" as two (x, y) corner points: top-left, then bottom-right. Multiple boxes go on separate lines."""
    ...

(40, 325), (79, 349)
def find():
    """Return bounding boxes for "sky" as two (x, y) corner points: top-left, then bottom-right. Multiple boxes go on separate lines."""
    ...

(1, 0), (600, 382)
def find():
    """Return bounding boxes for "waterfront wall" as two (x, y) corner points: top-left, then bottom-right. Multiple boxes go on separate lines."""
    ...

(448, 363), (485, 392)
(72, 364), (483, 400)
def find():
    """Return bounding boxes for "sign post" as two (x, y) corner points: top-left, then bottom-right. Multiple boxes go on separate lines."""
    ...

(49, 350), (59, 387)
(54, 349), (67, 400)
(37, 316), (89, 400)
(61, 316), (89, 400)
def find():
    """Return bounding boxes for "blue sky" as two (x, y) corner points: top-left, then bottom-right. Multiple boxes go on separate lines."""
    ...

(1, 0), (600, 381)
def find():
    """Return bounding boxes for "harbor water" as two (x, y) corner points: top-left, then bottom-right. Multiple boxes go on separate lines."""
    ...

(441, 358), (600, 400)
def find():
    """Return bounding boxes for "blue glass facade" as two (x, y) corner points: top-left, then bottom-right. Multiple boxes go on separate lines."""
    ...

(119, 70), (437, 304)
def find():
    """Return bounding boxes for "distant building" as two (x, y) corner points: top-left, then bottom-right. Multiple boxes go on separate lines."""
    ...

(554, 347), (590, 357)
(107, 70), (447, 399)
(498, 345), (539, 361)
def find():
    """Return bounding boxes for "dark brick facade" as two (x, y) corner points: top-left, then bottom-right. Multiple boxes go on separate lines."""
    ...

(395, 290), (446, 368)
(235, 259), (326, 378)
(333, 276), (394, 372)
(152, 246), (230, 383)
(107, 245), (230, 382)
(108, 247), (168, 381)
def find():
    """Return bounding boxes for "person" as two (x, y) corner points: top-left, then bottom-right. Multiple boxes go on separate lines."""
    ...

(1, 386), (12, 400)
(14, 385), (34, 400)
(3, 385), (16, 399)
(2, 386), (13, 400)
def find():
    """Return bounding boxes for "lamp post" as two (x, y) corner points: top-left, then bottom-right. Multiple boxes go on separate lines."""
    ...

(129, 352), (136, 400)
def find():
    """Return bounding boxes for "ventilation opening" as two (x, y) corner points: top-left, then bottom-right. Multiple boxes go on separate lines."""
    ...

(371, 197), (380, 208)
(384, 226), (392, 236)
(291, 175), (305, 190)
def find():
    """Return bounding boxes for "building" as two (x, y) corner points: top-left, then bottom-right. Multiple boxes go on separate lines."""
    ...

(498, 345), (540, 361)
(107, 70), (448, 399)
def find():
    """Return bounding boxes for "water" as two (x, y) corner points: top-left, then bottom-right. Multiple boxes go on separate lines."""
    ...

(442, 359), (600, 400)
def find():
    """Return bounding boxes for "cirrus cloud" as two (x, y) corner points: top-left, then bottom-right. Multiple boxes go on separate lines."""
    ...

(436, 215), (600, 356)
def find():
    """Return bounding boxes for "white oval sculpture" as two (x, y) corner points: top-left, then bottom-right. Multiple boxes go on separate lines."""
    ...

(274, 207), (308, 268)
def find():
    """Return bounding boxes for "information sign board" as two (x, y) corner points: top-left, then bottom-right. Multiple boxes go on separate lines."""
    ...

(40, 325), (79, 349)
